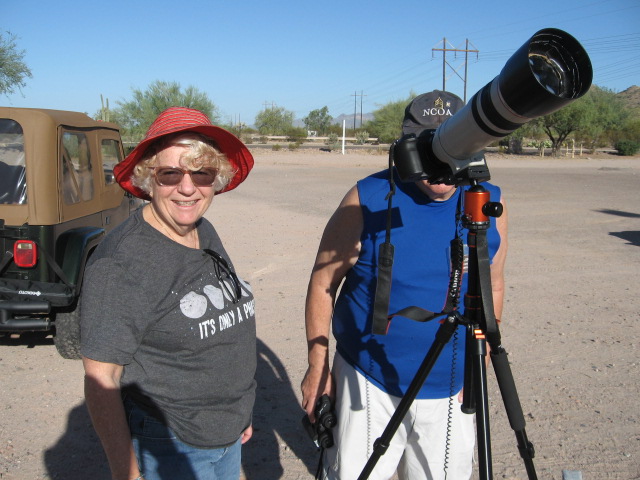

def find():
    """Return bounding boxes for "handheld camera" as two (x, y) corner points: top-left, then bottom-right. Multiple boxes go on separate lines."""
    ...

(301, 394), (337, 449)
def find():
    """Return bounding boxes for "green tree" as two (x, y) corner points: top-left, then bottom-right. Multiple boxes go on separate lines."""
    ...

(0, 32), (32, 96)
(500, 85), (634, 156)
(254, 105), (294, 135)
(303, 106), (333, 135)
(528, 96), (593, 156)
(529, 85), (633, 156)
(366, 93), (415, 144)
(617, 118), (640, 143)
(110, 80), (218, 141)
(579, 86), (629, 152)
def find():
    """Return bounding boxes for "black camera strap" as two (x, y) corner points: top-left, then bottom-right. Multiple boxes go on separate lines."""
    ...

(371, 159), (465, 334)
(371, 146), (397, 335)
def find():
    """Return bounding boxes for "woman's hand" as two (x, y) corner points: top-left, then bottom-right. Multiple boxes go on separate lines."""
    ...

(241, 424), (253, 444)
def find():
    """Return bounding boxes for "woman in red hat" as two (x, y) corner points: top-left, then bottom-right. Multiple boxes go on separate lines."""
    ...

(81, 107), (256, 480)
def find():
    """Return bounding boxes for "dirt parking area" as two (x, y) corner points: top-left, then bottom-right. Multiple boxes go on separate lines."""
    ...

(1, 149), (639, 479)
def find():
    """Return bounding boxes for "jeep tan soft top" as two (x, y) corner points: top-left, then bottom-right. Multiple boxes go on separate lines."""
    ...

(0, 107), (125, 227)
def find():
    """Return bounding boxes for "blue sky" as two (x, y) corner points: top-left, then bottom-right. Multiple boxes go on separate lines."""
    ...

(3, 0), (639, 126)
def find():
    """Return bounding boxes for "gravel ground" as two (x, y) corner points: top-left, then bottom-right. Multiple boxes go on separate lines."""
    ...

(1, 149), (639, 479)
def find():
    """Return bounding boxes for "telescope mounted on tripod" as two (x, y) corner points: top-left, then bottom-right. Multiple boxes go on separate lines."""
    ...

(393, 28), (593, 186)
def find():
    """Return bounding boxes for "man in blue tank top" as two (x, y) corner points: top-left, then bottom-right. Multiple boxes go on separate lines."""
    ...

(301, 92), (508, 480)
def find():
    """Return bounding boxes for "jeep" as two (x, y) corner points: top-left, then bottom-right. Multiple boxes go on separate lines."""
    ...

(0, 107), (143, 358)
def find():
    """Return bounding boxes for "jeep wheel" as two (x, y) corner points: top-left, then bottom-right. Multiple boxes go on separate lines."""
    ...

(54, 300), (81, 360)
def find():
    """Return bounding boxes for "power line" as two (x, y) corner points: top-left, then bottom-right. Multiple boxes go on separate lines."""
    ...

(432, 38), (479, 103)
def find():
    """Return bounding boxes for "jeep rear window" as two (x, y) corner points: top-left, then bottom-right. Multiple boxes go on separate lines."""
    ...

(0, 119), (27, 205)
(62, 131), (94, 204)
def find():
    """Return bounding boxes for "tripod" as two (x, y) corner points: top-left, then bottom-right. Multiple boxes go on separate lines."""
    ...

(358, 183), (537, 480)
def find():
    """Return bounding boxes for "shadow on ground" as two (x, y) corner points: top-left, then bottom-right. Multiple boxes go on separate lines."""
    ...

(44, 403), (110, 479)
(40, 338), (317, 479)
(242, 338), (318, 478)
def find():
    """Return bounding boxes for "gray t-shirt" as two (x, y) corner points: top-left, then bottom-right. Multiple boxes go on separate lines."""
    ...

(81, 208), (256, 448)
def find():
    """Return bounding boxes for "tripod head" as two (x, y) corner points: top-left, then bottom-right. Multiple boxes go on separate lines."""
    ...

(463, 183), (503, 229)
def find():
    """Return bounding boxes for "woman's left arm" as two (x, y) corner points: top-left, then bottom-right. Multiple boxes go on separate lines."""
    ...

(83, 356), (141, 480)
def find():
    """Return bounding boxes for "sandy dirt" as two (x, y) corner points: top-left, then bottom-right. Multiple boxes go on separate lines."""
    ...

(1, 149), (639, 479)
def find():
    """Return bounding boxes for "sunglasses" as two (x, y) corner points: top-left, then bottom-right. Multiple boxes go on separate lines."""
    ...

(204, 249), (242, 304)
(150, 167), (218, 187)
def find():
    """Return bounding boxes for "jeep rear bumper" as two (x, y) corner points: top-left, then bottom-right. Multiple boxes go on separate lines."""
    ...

(0, 278), (74, 332)
(0, 300), (52, 331)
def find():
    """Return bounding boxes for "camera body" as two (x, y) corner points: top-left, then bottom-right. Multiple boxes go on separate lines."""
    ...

(301, 394), (337, 449)
(393, 130), (490, 186)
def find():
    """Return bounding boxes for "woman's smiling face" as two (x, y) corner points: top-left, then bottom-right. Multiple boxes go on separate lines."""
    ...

(149, 144), (215, 235)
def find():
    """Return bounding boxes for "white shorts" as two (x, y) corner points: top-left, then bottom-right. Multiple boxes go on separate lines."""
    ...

(323, 352), (475, 480)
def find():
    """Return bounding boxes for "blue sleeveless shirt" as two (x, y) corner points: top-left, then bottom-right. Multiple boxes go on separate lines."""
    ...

(333, 169), (501, 398)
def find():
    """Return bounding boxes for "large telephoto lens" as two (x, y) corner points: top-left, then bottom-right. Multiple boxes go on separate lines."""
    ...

(499, 28), (593, 117)
(430, 28), (593, 170)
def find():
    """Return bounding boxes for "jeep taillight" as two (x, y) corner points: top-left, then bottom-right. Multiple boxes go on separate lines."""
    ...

(14, 240), (38, 268)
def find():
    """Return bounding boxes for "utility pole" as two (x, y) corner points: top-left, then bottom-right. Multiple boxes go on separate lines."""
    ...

(432, 38), (479, 103)
(352, 91), (358, 130)
(351, 91), (367, 129)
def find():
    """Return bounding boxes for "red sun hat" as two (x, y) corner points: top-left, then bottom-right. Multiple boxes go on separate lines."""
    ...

(114, 106), (254, 200)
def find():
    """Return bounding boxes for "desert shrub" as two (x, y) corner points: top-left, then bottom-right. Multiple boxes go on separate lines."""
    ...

(355, 130), (370, 145)
(324, 133), (340, 151)
(614, 140), (640, 156)
(272, 144), (282, 151)
(285, 126), (307, 143)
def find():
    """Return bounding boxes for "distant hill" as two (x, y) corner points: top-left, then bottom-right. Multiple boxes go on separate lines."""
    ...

(618, 85), (640, 114)
(332, 112), (375, 127)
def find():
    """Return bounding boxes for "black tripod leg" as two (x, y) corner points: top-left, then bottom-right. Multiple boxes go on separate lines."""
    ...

(461, 328), (476, 415)
(469, 327), (493, 480)
(476, 233), (538, 479)
(490, 347), (538, 480)
(357, 314), (460, 480)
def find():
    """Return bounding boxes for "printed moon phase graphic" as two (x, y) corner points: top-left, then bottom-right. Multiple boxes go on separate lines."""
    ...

(180, 291), (209, 319)
(203, 284), (225, 309)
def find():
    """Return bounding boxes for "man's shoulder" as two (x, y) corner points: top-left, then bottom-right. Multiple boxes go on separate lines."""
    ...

(357, 169), (391, 200)
(359, 169), (389, 184)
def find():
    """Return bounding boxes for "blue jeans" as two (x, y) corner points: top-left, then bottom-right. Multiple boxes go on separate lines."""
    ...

(124, 397), (242, 480)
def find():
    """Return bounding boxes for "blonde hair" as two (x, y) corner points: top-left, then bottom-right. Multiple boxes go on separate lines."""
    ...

(131, 133), (235, 195)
